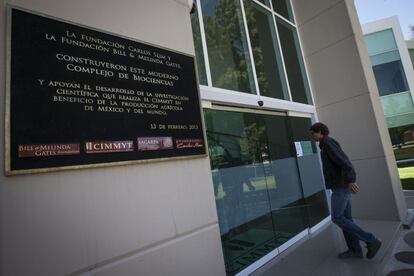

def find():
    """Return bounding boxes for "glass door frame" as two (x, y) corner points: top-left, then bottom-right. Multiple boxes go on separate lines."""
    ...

(194, 0), (331, 274)
(203, 104), (331, 276)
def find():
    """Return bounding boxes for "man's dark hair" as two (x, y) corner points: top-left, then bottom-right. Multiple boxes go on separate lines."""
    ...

(310, 122), (330, 135)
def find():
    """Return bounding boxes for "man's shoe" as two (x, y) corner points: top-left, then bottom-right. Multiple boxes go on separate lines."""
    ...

(338, 250), (363, 259)
(366, 239), (382, 259)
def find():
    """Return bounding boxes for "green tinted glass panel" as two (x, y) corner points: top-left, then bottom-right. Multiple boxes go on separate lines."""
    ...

(244, 1), (289, 99)
(364, 29), (398, 55)
(191, 9), (208, 85)
(276, 19), (312, 104)
(386, 112), (414, 128)
(201, 0), (256, 93)
(205, 109), (277, 275)
(262, 115), (310, 239)
(205, 108), (329, 274)
(381, 92), (414, 117)
(288, 116), (329, 227)
(370, 50), (401, 66)
(271, 0), (295, 23)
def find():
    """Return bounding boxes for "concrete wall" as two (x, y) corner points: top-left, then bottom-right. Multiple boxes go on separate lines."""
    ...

(292, 0), (406, 221)
(0, 1), (226, 275)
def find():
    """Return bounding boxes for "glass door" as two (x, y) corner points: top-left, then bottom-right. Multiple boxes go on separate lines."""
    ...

(204, 107), (330, 275)
(260, 114), (310, 246)
(287, 115), (330, 227)
(205, 107), (280, 275)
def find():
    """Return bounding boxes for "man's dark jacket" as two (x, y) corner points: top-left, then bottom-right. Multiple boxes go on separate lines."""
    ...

(319, 136), (356, 189)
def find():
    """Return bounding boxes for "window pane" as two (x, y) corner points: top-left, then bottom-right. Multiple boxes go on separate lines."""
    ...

(205, 109), (276, 275)
(381, 92), (414, 117)
(389, 123), (414, 150)
(205, 108), (330, 274)
(272, 0), (295, 23)
(386, 112), (414, 129)
(191, 8), (208, 85)
(256, 0), (270, 6)
(201, 0), (256, 93)
(262, 115), (310, 241)
(364, 29), (398, 56)
(276, 19), (312, 104)
(244, 1), (289, 99)
(372, 60), (409, 96)
(288, 117), (329, 227)
(370, 50), (400, 66)
(409, 49), (414, 67)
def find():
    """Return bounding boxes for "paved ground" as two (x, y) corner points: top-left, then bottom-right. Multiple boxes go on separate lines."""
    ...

(381, 227), (414, 275)
(247, 190), (414, 276)
(251, 219), (404, 276)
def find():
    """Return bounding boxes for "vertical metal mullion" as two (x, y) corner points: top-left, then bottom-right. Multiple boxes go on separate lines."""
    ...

(269, 0), (293, 101)
(196, 0), (213, 87)
(239, 0), (261, 96)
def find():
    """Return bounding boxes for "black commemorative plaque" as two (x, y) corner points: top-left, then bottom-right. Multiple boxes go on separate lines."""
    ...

(6, 7), (207, 174)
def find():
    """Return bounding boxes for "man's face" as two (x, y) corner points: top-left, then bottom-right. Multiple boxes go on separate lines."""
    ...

(310, 131), (323, 141)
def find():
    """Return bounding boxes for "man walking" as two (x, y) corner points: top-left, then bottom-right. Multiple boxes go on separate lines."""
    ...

(310, 122), (382, 259)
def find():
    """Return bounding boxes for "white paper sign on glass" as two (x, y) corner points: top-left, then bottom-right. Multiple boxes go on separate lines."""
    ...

(294, 142), (303, 157)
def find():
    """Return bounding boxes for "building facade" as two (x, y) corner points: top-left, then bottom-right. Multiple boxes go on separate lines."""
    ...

(0, 1), (406, 276)
(191, 0), (329, 274)
(362, 17), (414, 149)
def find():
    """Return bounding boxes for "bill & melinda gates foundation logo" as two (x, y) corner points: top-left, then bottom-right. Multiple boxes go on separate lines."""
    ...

(18, 143), (80, 157)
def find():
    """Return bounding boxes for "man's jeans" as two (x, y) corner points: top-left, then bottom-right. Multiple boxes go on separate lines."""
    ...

(331, 187), (376, 252)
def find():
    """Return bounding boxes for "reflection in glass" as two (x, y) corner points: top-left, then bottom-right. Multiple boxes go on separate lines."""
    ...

(372, 60), (409, 96)
(262, 115), (309, 238)
(205, 109), (329, 275)
(200, 0), (256, 93)
(191, 7), (208, 85)
(288, 117), (329, 226)
(206, 109), (275, 275)
(244, 1), (289, 99)
(272, 0), (295, 23)
(256, 0), (270, 7)
(389, 123), (414, 149)
(277, 19), (312, 104)
(409, 49), (414, 66)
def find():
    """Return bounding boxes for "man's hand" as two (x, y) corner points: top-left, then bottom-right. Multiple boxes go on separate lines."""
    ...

(349, 182), (360, 194)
